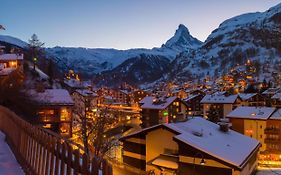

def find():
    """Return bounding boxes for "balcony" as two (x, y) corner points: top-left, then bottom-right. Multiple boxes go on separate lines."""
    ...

(264, 128), (280, 134)
(265, 138), (280, 144)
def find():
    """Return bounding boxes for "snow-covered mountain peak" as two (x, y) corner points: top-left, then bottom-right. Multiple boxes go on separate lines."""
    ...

(163, 24), (202, 51)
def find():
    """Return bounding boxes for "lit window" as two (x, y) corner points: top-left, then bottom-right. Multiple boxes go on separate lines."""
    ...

(43, 124), (51, 129)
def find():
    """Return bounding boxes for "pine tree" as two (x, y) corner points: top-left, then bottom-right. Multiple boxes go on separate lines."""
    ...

(28, 34), (44, 71)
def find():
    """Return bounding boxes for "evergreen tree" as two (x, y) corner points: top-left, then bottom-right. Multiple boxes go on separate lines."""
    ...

(207, 105), (220, 123)
(28, 34), (44, 70)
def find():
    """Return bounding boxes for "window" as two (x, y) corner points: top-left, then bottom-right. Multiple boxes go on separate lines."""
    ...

(260, 125), (262, 129)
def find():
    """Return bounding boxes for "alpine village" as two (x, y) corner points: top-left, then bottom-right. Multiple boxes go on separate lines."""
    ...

(1, 2), (281, 175)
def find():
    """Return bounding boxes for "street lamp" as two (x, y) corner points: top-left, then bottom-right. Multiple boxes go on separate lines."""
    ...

(193, 152), (206, 168)
(33, 57), (37, 71)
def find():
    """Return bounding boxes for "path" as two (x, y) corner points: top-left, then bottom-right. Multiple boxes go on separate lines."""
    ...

(0, 131), (24, 175)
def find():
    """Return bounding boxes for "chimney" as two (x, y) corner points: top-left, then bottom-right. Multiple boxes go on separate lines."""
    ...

(218, 120), (231, 133)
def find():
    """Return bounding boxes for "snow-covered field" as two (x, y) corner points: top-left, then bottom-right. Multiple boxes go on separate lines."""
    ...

(0, 132), (24, 175)
(256, 168), (281, 175)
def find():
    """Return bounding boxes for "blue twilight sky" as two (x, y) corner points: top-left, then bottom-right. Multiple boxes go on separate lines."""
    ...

(0, 0), (280, 49)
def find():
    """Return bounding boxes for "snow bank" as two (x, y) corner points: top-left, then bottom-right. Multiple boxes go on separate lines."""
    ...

(0, 132), (24, 175)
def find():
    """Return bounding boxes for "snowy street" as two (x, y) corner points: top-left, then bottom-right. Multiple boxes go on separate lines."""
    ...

(256, 168), (281, 175)
(0, 131), (24, 175)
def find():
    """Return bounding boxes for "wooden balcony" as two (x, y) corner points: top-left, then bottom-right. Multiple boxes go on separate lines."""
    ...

(264, 138), (280, 144)
(0, 106), (113, 175)
(264, 128), (280, 134)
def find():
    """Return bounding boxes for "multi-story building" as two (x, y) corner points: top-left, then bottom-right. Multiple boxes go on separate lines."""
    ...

(238, 93), (265, 106)
(120, 117), (260, 175)
(201, 93), (241, 119)
(140, 96), (187, 128)
(0, 53), (23, 77)
(226, 106), (276, 152)
(132, 90), (149, 104)
(271, 93), (281, 107)
(227, 107), (281, 164)
(184, 94), (204, 116)
(27, 89), (74, 137)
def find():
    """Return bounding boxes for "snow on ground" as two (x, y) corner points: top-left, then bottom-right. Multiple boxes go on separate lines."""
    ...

(256, 168), (281, 175)
(0, 132), (24, 175)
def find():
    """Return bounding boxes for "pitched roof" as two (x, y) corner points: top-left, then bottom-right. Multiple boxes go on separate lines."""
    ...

(169, 118), (259, 169)
(200, 94), (238, 104)
(75, 89), (98, 97)
(140, 96), (177, 110)
(272, 93), (281, 100)
(0, 54), (23, 61)
(121, 117), (260, 169)
(226, 106), (276, 120)
(238, 93), (257, 101)
(270, 109), (281, 120)
(262, 87), (281, 95)
(184, 94), (201, 102)
(27, 89), (74, 106)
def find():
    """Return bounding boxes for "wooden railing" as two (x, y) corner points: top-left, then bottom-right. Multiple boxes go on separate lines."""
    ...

(0, 106), (112, 175)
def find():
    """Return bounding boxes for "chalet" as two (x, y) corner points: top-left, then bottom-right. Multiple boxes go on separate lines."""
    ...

(262, 87), (281, 98)
(27, 89), (74, 137)
(184, 94), (204, 116)
(140, 96), (187, 128)
(0, 53), (23, 77)
(226, 106), (276, 153)
(200, 93), (241, 119)
(264, 109), (281, 162)
(271, 93), (281, 107)
(71, 89), (98, 120)
(62, 78), (92, 93)
(170, 89), (188, 99)
(120, 117), (260, 175)
(113, 89), (131, 104)
(132, 89), (149, 104)
(238, 93), (265, 106)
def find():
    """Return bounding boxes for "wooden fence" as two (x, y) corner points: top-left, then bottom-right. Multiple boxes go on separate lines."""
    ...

(0, 106), (112, 175)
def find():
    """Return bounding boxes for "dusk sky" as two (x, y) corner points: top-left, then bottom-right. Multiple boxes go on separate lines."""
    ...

(1, 0), (280, 49)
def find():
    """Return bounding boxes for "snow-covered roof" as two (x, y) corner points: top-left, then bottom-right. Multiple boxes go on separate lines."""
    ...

(75, 89), (97, 97)
(262, 87), (281, 95)
(64, 79), (91, 88)
(270, 109), (281, 120)
(167, 117), (260, 168)
(140, 96), (177, 110)
(227, 106), (276, 120)
(272, 93), (281, 100)
(184, 94), (200, 102)
(122, 117), (260, 169)
(200, 94), (238, 104)
(27, 89), (74, 106)
(120, 89), (130, 95)
(238, 93), (257, 101)
(0, 54), (23, 61)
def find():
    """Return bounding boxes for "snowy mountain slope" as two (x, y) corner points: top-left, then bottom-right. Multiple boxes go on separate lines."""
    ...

(0, 35), (28, 48)
(94, 54), (171, 86)
(45, 24), (201, 75)
(168, 3), (281, 82)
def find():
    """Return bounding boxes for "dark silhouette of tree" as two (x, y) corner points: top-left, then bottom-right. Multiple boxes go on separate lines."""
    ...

(28, 34), (44, 71)
(244, 84), (258, 93)
(72, 97), (118, 175)
(207, 105), (221, 123)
